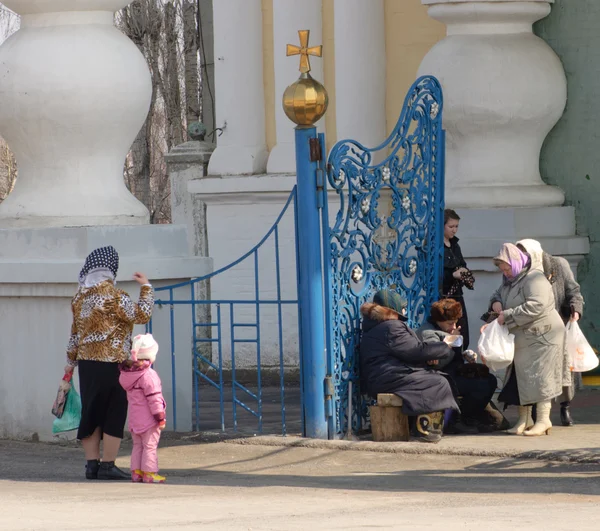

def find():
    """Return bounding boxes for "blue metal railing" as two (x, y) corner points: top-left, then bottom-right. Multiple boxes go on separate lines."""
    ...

(149, 187), (299, 435)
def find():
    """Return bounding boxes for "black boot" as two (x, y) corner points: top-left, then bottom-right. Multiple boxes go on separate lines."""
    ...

(560, 402), (574, 427)
(411, 411), (444, 443)
(477, 402), (510, 433)
(97, 461), (130, 481)
(85, 459), (100, 480)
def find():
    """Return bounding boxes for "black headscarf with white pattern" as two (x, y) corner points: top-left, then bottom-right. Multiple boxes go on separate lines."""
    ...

(78, 246), (119, 287)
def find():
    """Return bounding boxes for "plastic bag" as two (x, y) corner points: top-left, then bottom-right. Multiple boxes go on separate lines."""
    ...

(52, 387), (82, 434)
(478, 319), (515, 372)
(51, 380), (71, 418)
(566, 321), (599, 373)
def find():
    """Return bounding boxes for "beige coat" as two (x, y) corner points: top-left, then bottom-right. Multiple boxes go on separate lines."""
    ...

(492, 267), (564, 405)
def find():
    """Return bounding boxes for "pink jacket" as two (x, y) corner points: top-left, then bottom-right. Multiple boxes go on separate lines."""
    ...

(119, 364), (166, 434)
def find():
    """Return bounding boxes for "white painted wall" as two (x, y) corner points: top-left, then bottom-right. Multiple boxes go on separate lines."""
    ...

(0, 224), (212, 440)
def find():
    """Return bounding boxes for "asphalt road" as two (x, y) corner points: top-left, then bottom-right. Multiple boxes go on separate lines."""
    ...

(0, 438), (598, 530)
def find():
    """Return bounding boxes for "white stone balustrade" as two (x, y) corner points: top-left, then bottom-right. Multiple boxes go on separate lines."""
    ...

(418, 0), (567, 208)
(0, 0), (153, 227)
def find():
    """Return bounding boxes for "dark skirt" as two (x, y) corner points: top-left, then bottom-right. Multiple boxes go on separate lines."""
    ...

(389, 371), (460, 416)
(498, 364), (523, 407)
(77, 360), (128, 440)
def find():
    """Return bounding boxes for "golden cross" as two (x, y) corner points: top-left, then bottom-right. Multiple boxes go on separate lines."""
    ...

(286, 30), (322, 74)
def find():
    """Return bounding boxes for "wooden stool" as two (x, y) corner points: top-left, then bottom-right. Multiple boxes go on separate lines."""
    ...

(369, 393), (410, 442)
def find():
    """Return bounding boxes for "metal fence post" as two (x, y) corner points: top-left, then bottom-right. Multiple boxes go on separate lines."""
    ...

(294, 125), (327, 439)
(283, 29), (329, 439)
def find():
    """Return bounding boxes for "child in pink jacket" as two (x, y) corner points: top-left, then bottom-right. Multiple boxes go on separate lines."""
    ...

(119, 333), (167, 484)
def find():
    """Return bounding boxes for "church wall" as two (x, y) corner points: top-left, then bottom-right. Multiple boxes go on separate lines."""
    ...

(384, 0), (444, 136)
(262, 0), (277, 152)
(322, 0), (337, 152)
(535, 1), (600, 348)
(259, 0), (442, 155)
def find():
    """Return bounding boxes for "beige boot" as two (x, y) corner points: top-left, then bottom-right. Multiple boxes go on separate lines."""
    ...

(524, 400), (552, 436)
(507, 406), (534, 435)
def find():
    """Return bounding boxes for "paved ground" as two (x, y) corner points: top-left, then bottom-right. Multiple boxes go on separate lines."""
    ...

(3, 388), (599, 529)
(0, 437), (599, 530)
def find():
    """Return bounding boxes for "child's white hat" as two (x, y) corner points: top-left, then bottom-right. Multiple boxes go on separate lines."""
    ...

(131, 333), (159, 364)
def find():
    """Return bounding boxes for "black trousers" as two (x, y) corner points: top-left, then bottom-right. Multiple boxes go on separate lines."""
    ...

(454, 373), (497, 420)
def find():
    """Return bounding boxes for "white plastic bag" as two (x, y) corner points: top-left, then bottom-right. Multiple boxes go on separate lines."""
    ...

(566, 321), (599, 373)
(478, 320), (515, 372)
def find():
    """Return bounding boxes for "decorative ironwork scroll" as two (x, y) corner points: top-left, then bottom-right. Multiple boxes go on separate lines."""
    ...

(323, 75), (445, 437)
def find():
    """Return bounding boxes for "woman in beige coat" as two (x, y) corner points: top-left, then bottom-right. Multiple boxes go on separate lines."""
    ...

(488, 243), (564, 436)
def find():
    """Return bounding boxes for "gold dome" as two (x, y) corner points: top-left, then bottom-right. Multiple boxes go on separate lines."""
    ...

(283, 72), (329, 127)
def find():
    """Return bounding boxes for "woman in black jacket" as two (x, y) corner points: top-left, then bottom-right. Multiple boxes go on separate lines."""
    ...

(359, 290), (459, 443)
(443, 209), (474, 349)
(417, 299), (508, 433)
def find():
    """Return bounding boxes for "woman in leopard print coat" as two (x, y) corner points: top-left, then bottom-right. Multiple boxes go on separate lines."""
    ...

(64, 246), (154, 480)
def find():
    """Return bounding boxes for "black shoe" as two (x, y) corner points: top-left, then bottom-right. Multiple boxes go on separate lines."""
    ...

(411, 411), (444, 443)
(560, 403), (574, 427)
(85, 459), (100, 480)
(97, 461), (130, 481)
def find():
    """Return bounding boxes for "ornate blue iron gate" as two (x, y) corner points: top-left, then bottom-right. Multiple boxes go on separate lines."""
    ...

(322, 76), (445, 438)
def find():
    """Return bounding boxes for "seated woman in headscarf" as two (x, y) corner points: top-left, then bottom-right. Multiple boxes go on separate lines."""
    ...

(63, 246), (155, 480)
(417, 299), (508, 433)
(359, 289), (459, 443)
(488, 243), (564, 436)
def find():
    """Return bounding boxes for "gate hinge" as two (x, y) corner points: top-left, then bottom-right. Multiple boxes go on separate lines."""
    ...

(324, 375), (334, 418)
(316, 168), (325, 209)
(309, 137), (322, 162)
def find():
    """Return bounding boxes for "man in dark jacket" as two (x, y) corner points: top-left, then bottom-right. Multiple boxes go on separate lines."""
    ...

(359, 290), (459, 443)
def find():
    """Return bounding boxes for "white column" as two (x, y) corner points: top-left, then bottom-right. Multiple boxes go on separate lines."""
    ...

(333, 0), (386, 146)
(208, 0), (268, 176)
(418, 0), (566, 208)
(0, 0), (152, 228)
(267, 0), (323, 174)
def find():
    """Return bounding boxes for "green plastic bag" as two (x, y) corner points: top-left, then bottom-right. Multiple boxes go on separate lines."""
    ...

(52, 386), (82, 434)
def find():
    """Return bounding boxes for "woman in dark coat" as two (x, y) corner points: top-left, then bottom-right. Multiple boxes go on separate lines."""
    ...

(359, 289), (459, 443)
(417, 299), (507, 433)
(443, 209), (474, 350)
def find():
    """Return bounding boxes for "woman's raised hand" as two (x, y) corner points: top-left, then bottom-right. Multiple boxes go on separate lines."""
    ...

(492, 302), (503, 314)
(452, 268), (468, 279)
(133, 272), (149, 285)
